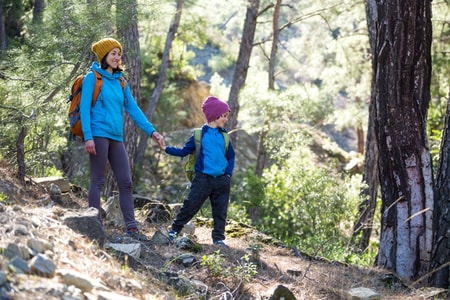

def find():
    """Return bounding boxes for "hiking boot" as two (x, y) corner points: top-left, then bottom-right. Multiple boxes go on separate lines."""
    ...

(127, 227), (149, 242)
(168, 230), (178, 243)
(213, 240), (228, 247)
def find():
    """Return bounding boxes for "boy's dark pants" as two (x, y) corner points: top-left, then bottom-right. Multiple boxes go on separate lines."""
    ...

(171, 172), (231, 242)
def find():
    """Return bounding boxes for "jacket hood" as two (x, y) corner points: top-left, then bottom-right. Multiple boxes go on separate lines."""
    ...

(90, 62), (123, 80)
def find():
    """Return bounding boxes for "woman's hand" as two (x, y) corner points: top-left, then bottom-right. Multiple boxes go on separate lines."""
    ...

(152, 131), (166, 149)
(85, 139), (96, 155)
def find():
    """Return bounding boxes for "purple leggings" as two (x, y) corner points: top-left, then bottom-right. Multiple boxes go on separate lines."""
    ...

(88, 137), (137, 230)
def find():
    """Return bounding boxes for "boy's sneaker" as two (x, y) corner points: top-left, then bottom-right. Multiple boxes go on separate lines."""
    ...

(213, 240), (228, 247)
(168, 230), (178, 243)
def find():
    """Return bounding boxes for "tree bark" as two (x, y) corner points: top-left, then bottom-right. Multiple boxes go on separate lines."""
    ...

(431, 90), (450, 287)
(134, 0), (184, 170)
(16, 127), (28, 186)
(255, 0), (281, 177)
(32, 0), (45, 23)
(352, 95), (378, 251)
(369, 0), (433, 280)
(268, 0), (281, 90)
(227, 0), (260, 146)
(351, 1), (379, 251)
(0, 0), (6, 51)
(105, 0), (141, 198)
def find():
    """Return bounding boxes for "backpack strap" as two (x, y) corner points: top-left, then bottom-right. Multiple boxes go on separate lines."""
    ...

(193, 129), (202, 161)
(222, 131), (229, 151)
(91, 70), (103, 106)
(119, 76), (128, 106)
(91, 70), (128, 107)
(194, 129), (229, 160)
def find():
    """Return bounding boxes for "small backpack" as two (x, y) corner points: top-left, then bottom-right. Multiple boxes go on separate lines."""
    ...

(67, 70), (126, 140)
(184, 129), (230, 182)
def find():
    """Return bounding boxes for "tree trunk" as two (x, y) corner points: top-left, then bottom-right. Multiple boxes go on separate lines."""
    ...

(16, 127), (27, 186)
(431, 90), (450, 287)
(351, 2), (379, 251)
(369, 0), (433, 280)
(255, 0), (281, 177)
(268, 0), (281, 90)
(227, 0), (260, 146)
(105, 0), (141, 198)
(32, 0), (45, 23)
(352, 93), (378, 251)
(134, 0), (184, 171)
(0, 0), (6, 51)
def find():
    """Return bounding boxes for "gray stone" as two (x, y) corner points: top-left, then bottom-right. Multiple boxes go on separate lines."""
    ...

(27, 238), (53, 254)
(33, 176), (71, 193)
(175, 236), (203, 253)
(151, 230), (171, 245)
(4, 243), (31, 260)
(346, 287), (381, 300)
(49, 183), (62, 202)
(14, 223), (29, 236)
(181, 221), (195, 236)
(175, 253), (196, 267)
(103, 195), (125, 227)
(59, 269), (94, 292)
(30, 254), (57, 278)
(8, 256), (30, 274)
(269, 285), (297, 300)
(97, 291), (140, 300)
(0, 271), (6, 285)
(62, 207), (107, 246)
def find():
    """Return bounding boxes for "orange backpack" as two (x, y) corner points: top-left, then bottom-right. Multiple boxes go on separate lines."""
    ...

(68, 70), (126, 140)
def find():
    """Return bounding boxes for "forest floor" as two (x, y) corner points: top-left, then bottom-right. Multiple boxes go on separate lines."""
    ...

(0, 162), (447, 300)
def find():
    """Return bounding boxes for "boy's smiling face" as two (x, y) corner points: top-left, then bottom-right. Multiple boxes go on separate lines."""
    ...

(211, 112), (229, 128)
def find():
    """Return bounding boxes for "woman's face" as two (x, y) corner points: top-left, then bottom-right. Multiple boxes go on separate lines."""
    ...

(105, 47), (121, 71)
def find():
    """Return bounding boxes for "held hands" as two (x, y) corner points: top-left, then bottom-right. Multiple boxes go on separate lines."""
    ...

(152, 131), (166, 150)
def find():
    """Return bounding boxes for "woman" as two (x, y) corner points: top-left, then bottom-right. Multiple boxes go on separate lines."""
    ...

(80, 37), (164, 237)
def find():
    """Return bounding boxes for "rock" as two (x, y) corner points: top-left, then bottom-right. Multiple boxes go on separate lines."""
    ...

(30, 254), (56, 278)
(0, 272), (6, 285)
(103, 194), (124, 227)
(58, 269), (95, 292)
(269, 285), (297, 300)
(151, 230), (170, 245)
(33, 176), (71, 193)
(175, 236), (203, 253)
(8, 256), (30, 274)
(27, 238), (53, 254)
(346, 287), (381, 300)
(97, 291), (140, 300)
(4, 243), (31, 260)
(105, 243), (141, 259)
(175, 253), (197, 267)
(13, 223), (29, 236)
(62, 208), (107, 246)
(181, 221), (195, 236)
(49, 183), (62, 203)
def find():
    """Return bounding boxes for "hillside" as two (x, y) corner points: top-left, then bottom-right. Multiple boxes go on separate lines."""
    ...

(0, 162), (446, 300)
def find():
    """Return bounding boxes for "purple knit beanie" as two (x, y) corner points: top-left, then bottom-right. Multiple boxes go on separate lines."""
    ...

(201, 96), (230, 123)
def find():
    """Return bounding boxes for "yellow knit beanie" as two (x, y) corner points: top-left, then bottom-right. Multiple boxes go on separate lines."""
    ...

(91, 38), (123, 62)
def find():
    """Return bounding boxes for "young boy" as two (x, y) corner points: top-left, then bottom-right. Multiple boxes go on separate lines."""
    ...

(160, 96), (235, 246)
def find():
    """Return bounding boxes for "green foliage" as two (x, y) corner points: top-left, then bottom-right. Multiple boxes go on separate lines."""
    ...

(200, 250), (257, 283)
(201, 250), (227, 277)
(232, 152), (371, 262)
(0, 192), (7, 203)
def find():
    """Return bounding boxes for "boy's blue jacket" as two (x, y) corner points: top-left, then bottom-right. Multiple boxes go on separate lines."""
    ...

(80, 62), (155, 142)
(165, 125), (235, 177)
